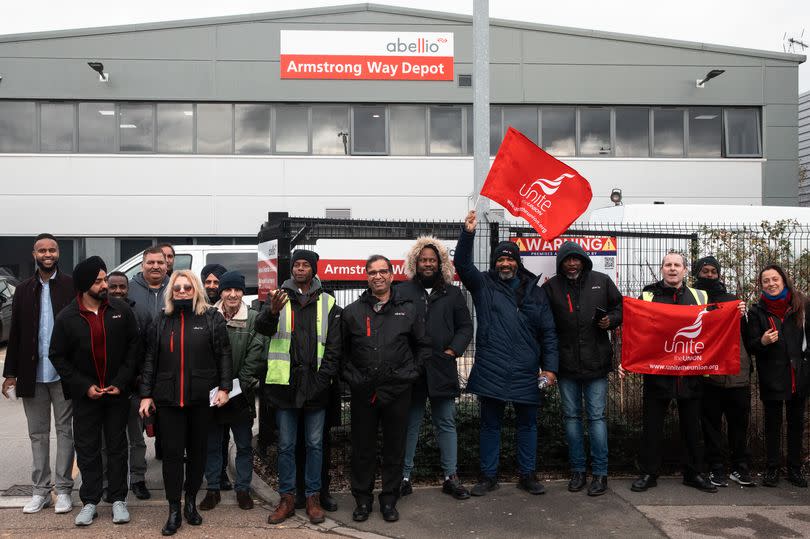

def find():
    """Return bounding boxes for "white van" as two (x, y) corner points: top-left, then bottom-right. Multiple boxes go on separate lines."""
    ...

(113, 245), (259, 302)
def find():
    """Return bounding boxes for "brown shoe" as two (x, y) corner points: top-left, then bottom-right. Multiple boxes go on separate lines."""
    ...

(305, 493), (325, 524)
(267, 493), (295, 524)
(236, 490), (254, 510)
(199, 490), (220, 511)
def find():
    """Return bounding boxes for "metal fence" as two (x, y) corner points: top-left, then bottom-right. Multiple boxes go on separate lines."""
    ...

(256, 214), (810, 480)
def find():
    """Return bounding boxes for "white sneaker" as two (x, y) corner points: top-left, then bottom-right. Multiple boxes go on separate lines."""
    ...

(55, 493), (73, 513)
(112, 501), (130, 524)
(22, 494), (51, 514)
(74, 503), (97, 526)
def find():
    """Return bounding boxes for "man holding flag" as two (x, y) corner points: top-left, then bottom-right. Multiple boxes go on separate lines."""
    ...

(623, 252), (717, 493)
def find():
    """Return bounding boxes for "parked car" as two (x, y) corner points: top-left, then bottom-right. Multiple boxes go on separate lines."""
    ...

(0, 276), (16, 344)
(112, 245), (259, 303)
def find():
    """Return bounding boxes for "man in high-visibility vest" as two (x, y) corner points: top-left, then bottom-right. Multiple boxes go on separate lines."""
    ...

(257, 249), (341, 526)
(620, 251), (717, 494)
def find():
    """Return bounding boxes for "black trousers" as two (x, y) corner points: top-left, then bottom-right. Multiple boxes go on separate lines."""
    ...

(73, 395), (130, 504)
(639, 397), (704, 477)
(221, 425), (231, 475)
(157, 405), (212, 502)
(763, 398), (806, 469)
(296, 416), (332, 496)
(701, 385), (751, 473)
(350, 388), (411, 507)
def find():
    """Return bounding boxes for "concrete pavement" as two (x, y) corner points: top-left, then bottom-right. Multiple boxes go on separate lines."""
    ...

(3, 344), (810, 538)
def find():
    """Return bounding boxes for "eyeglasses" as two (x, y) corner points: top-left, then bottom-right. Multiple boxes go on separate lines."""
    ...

(173, 284), (193, 292)
(367, 269), (390, 277)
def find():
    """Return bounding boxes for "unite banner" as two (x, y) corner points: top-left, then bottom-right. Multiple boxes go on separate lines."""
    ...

(280, 30), (454, 80)
(621, 298), (741, 376)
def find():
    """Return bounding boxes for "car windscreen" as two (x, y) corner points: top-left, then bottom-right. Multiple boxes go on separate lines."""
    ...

(205, 252), (258, 295)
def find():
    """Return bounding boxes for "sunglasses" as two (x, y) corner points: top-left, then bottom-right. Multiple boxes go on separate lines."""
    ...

(173, 284), (193, 292)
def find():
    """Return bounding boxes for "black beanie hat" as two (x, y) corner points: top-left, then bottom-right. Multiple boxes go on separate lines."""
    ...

(693, 256), (721, 277)
(291, 249), (319, 276)
(491, 241), (521, 267)
(218, 271), (245, 294)
(201, 263), (227, 282)
(73, 256), (107, 293)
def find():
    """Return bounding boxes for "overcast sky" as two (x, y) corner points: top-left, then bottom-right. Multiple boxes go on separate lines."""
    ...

(2, 0), (808, 91)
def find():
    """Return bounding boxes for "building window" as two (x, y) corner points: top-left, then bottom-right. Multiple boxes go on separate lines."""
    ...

(40, 103), (75, 152)
(235, 104), (271, 154)
(390, 105), (426, 155)
(489, 106), (502, 156)
(0, 101), (35, 152)
(688, 107), (722, 157)
(312, 105), (349, 155)
(725, 108), (761, 157)
(541, 106), (575, 156)
(197, 104), (232, 154)
(579, 107), (611, 156)
(157, 103), (193, 153)
(352, 105), (387, 155)
(503, 106), (538, 145)
(119, 103), (154, 152)
(78, 102), (116, 153)
(653, 107), (685, 157)
(274, 104), (309, 154)
(615, 107), (649, 157)
(429, 105), (463, 155)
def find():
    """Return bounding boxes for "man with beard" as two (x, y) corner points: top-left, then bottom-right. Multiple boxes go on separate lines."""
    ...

(2, 233), (75, 515)
(128, 246), (169, 326)
(104, 271), (151, 500)
(199, 263), (233, 490)
(541, 241), (622, 497)
(259, 250), (341, 525)
(50, 257), (140, 526)
(454, 211), (558, 497)
(398, 237), (473, 499)
(625, 252), (716, 494)
(201, 264), (227, 304)
(341, 255), (430, 523)
(692, 256), (754, 487)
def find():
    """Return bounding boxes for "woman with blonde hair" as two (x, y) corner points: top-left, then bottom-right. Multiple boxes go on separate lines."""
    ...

(139, 269), (233, 535)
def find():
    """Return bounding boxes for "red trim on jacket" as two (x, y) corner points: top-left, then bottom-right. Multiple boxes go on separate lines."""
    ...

(77, 294), (109, 389)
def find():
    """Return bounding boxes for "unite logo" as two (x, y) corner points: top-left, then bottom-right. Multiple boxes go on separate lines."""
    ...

(664, 308), (707, 356)
(516, 173), (575, 215)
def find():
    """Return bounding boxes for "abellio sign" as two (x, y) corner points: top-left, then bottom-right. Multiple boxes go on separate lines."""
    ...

(280, 30), (454, 81)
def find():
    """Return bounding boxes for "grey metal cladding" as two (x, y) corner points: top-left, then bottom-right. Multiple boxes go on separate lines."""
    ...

(764, 126), (800, 160)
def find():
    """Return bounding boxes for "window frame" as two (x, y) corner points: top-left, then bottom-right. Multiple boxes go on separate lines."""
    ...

(723, 107), (762, 158)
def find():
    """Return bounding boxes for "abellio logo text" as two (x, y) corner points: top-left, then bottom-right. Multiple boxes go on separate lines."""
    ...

(386, 37), (444, 54)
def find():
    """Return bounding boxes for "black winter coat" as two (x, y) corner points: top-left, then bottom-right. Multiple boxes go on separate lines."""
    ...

(257, 279), (341, 410)
(341, 288), (431, 405)
(542, 267), (622, 380)
(396, 279), (473, 398)
(639, 281), (705, 399)
(49, 297), (141, 400)
(747, 299), (809, 401)
(3, 270), (74, 398)
(140, 306), (233, 407)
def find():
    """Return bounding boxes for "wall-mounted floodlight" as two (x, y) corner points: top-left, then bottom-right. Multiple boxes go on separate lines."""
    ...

(610, 188), (623, 206)
(696, 69), (725, 88)
(87, 62), (109, 82)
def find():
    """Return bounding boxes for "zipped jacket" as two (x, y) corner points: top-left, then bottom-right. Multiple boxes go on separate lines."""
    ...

(140, 306), (233, 407)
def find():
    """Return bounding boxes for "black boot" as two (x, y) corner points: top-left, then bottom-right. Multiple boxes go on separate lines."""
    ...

(320, 490), (338, 512)
(161, 502), (182, 536)
(183, 495), (203, 525)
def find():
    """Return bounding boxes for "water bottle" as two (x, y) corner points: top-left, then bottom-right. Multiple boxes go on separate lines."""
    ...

(537, 374), (551, 390)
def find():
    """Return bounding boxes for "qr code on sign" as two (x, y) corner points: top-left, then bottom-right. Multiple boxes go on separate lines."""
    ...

(603, 257), (615, 270)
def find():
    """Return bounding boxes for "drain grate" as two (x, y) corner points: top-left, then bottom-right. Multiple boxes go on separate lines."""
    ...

(3, 484), (32, 496)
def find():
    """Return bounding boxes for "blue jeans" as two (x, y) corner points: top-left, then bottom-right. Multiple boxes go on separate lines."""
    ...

(276, 408), (326, 496)
(402, 395), (458, 479)
(205, 419), (254, 491)
(557, 377), (609, 476)
(479, 396), (538, 477)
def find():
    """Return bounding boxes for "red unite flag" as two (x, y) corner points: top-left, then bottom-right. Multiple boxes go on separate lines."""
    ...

(480, 127), (593, 240)
(621, 298), (741, 376)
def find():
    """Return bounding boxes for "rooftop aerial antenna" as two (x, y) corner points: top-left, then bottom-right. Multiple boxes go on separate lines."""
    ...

(783, 29), (807, 53)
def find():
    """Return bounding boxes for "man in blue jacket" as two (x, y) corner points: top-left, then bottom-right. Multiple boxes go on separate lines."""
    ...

(455, 210), (559, 496)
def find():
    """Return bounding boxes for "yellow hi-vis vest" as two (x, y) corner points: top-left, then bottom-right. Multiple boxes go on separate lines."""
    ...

(641, 286), (708, 305)
(265, 293), (335, 385)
